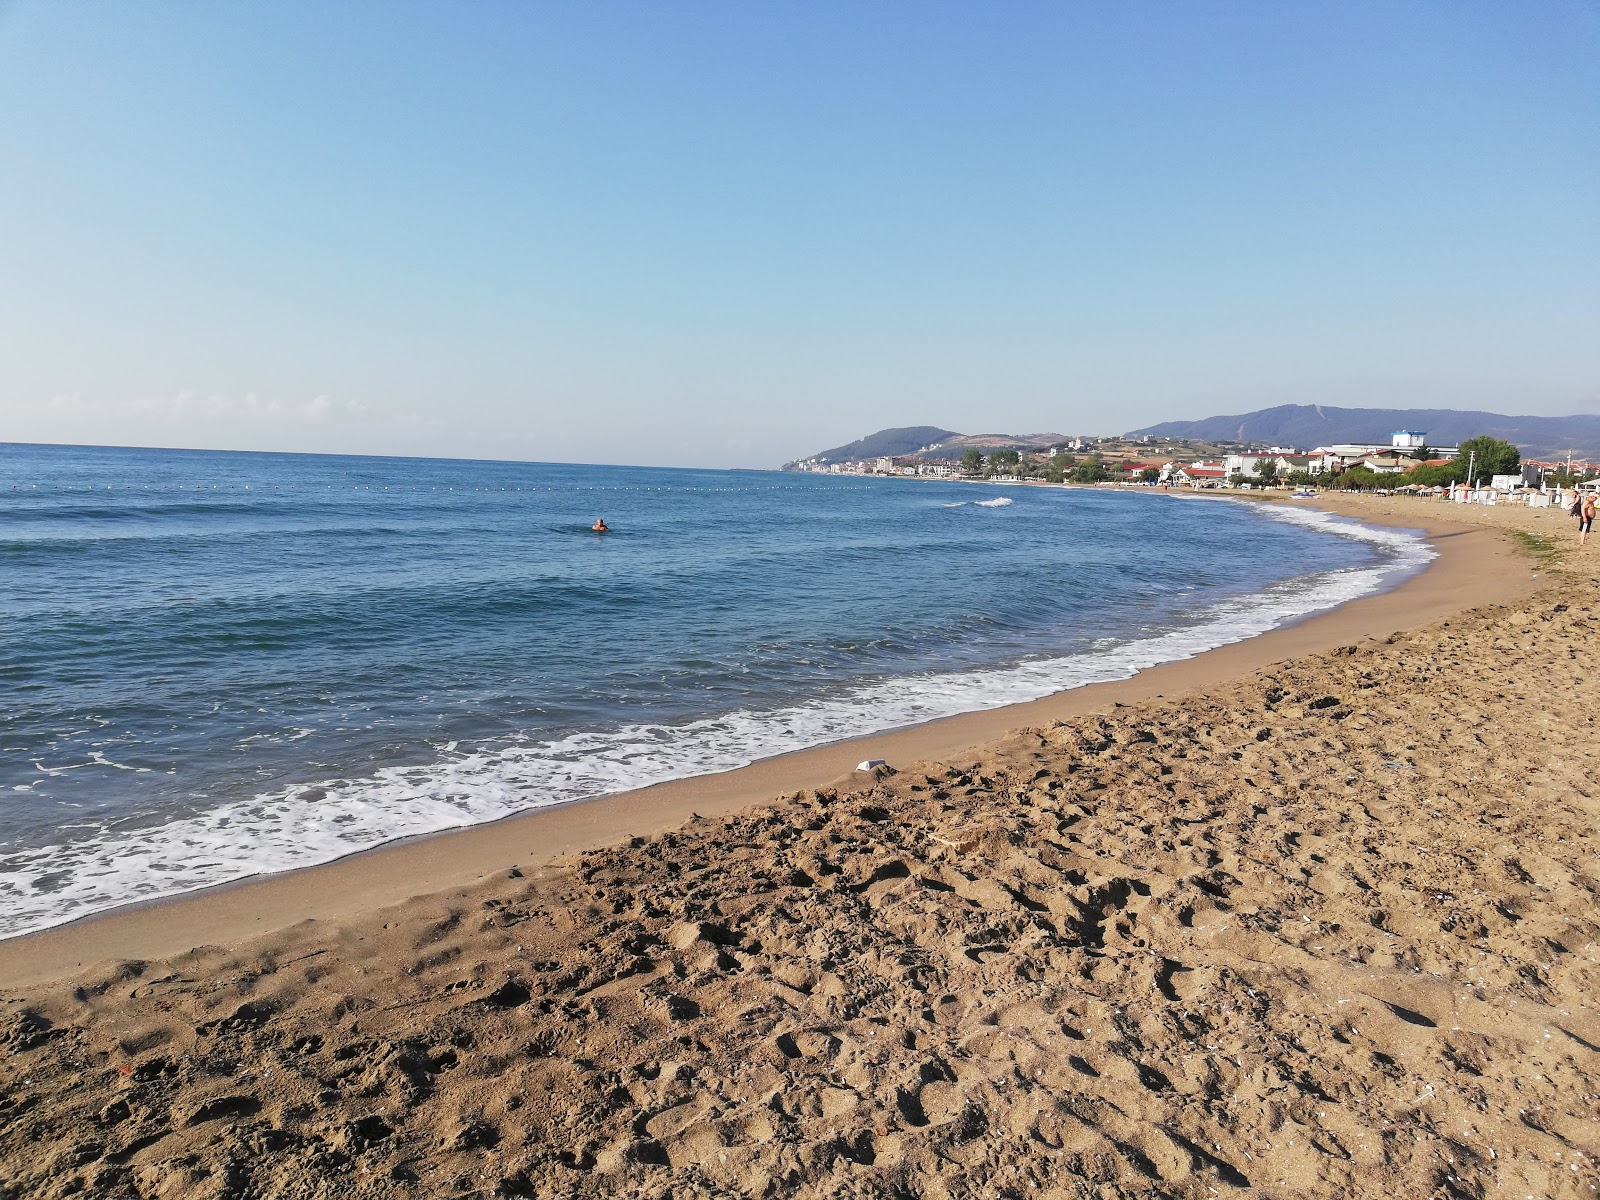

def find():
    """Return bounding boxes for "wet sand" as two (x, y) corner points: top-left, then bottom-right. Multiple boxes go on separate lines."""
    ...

(0, 503), (1523, 988)
(5, 496), (1597, 1199)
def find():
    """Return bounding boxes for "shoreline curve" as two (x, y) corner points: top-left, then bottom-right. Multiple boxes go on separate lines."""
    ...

(0, 497), (1535, 989)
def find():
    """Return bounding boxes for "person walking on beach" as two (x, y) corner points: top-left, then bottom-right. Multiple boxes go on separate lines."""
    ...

(1580, 494), (1596, 547)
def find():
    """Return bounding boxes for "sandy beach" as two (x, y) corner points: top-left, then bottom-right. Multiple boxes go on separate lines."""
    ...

(4, 495), (1597, 1199)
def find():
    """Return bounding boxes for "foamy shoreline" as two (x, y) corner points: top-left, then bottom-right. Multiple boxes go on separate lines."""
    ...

(7, 497), (1594, 1200)
(1, 498), (1430, 944)
(0, 497), (1528, 985)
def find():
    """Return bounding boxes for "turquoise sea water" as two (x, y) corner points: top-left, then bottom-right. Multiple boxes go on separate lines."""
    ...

(0, 443), (1430, 936)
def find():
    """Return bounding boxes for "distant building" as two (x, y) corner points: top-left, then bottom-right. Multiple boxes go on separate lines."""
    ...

(1222, 453), (1322, 480)
(1356, 453), (1415, 475)
(1313, 432), (1458, 474)
(1223, 453), (1274, 479)
(1168, 461), (1227, 485)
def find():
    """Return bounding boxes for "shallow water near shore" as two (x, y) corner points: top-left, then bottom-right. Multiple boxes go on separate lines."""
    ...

(0, 443), (1429, 936)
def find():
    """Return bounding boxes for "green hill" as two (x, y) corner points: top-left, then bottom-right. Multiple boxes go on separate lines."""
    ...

(784, 426), (958, 468)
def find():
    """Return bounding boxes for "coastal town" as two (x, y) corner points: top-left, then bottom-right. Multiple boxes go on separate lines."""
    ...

(786, 428), (1600, 505)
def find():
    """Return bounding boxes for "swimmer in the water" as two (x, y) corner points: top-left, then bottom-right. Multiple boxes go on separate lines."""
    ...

(592, 517), (609, 532)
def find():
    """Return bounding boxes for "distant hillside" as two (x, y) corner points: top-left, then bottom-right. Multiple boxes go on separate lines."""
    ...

(786, 426), (957, 467)
(940, 432), (1072, 452)
(1127, 404), (1600, 460)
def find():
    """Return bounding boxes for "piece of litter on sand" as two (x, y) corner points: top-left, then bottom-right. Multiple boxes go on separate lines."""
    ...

(857, 759), (888, 771)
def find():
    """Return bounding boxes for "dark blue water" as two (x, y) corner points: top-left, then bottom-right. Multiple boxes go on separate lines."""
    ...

(0, 443), (1427, 935)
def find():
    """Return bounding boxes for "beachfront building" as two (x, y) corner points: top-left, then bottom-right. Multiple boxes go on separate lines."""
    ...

(1167, 461), (1228, 486)
(1222, 452), (1323, 480)
(1528, 458), (1600, 487)
(1312, 431), (1459, 474)
(1355, 453), (1416, 475)
(1222, 453), (1274, 479)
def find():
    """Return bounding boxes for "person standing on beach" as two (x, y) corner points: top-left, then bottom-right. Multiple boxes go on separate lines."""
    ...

(1580, 493), (1595, 547)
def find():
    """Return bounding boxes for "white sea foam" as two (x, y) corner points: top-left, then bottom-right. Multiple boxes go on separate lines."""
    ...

(0, 511), (1433, 939)
(974, 496), (1014, 507)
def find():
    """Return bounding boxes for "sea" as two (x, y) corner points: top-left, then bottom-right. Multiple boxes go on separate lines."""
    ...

(0, 443), (1432, 938)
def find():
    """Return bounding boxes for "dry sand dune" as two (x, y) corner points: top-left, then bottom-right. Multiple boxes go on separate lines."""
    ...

(3, 498), (1599, 1199)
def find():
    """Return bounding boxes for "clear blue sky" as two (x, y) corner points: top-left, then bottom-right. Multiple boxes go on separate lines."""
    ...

(1, 2), (1595, 467)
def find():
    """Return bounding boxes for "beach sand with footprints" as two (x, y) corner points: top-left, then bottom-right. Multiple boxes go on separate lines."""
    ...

(3, 495), (1598, 1199)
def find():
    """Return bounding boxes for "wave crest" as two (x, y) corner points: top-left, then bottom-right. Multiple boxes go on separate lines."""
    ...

(0, 511), (1432, 940)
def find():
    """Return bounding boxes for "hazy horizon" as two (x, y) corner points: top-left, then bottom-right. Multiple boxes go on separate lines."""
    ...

(2, 3), (1596, 469)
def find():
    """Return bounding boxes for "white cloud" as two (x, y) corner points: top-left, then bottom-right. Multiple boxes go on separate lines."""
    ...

(46, 390), (354, 424)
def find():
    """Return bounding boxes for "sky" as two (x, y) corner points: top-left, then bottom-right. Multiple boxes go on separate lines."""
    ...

(1, 2), (1596, 468)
